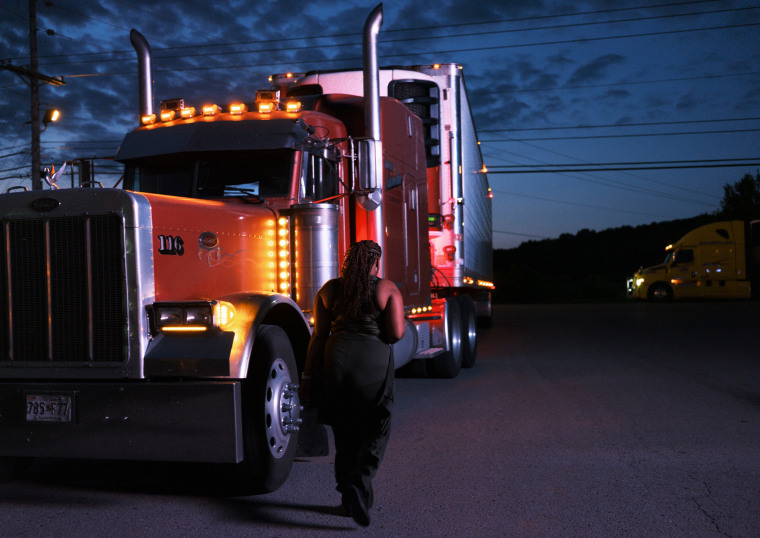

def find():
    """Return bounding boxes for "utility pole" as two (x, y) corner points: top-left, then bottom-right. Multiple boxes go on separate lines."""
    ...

(30, 0), (41, 190)
(0, 0), (65, 190)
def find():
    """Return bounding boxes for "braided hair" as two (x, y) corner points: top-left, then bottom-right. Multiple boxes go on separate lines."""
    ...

(334, 240), (382, 318)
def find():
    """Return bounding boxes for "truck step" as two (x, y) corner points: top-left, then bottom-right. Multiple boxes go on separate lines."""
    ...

(414, 347), (444, 359)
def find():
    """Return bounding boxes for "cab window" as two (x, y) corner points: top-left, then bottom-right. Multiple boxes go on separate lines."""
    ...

(673, 249), (694, 264)
(124, 149), (294, 199)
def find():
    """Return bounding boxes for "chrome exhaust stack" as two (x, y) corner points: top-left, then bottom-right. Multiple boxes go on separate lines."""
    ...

(363, 3), (383, 143)
(359, 3), (385, 259)
(130, 29), (154, 121)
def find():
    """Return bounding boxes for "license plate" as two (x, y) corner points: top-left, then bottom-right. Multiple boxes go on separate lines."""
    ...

(26, 394), (73, 423)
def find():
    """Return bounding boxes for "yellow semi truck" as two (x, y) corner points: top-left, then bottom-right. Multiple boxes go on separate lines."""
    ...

(627, 220), (760, 301)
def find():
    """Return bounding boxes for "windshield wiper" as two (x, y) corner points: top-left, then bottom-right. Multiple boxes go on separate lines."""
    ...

(223, 186), (265, 203)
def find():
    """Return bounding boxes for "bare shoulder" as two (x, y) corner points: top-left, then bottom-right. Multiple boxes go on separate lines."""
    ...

(375, 278), (402, 310)
(316, 278), (339, 306)
(376, 277), (400, 295)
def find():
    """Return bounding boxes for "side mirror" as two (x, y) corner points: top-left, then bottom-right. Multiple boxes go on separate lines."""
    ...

(355, 138), (383, 211)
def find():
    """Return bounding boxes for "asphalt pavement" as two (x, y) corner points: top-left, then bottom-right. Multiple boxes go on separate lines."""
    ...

(1, 302), (759, 537)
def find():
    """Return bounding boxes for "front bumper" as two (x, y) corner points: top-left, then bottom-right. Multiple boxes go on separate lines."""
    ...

(0, 381), (243, 463)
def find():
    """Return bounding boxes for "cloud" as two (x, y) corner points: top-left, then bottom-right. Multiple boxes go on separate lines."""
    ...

(565, 54), (624, 87)
(675, 92), (705, 111)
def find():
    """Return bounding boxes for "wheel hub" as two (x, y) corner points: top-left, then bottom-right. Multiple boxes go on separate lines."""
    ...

(264, 358), (302, 458)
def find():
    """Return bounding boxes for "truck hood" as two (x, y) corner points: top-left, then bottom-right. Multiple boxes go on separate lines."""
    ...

(640, 264), (666, 275)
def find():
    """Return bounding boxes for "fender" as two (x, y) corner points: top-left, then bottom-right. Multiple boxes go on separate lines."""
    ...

(144, 293), (310, 379)
(221, 292), (311, 379)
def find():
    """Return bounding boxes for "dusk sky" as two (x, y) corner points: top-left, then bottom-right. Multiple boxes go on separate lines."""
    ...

(2, 0), (759, 249)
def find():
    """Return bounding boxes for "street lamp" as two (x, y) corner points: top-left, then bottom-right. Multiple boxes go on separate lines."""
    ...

(41, 108), (60, 131)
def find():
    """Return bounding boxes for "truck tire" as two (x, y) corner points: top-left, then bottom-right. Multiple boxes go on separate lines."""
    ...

(647, 283), (672, 302)
(456, 295), (477, 368)
(236, 324), (300, 494)
(431, 297), (463, 378)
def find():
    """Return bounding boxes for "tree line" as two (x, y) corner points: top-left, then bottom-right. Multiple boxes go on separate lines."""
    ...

(492, 172), (760, 303)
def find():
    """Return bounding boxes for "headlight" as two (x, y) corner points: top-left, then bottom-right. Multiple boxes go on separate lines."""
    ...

(152, 301), (235, 334)
(184, 305), (212, 325)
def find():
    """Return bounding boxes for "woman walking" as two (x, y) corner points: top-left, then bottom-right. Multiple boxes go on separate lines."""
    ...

(300, 240), (405, 527)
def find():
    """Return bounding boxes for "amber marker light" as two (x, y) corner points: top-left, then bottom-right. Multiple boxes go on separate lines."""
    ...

(214, 301), (236, 327)
(161, 326), (208, 333)
(285, 100), (302, 113)
(203, 104), (221, 116)
(180, 106), (197, 119)
(276, 216), (291, 297)
(266, 219), (277, 291)
(258, 102), (275, 113)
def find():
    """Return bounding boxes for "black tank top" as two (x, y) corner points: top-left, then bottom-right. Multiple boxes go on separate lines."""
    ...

(330, 276), (386, 339)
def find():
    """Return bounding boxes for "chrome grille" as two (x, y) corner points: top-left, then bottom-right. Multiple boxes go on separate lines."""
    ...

(0, 214), (127, 363)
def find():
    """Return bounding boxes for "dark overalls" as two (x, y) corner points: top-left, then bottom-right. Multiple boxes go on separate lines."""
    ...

(321, 277), (395, 509)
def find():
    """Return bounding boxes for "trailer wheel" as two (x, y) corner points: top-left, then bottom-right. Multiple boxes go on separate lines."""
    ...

(647, 283), (672, 302)
(456, 295), (478, 368)
(237, 324), (300, 494)
(431, 297), (463, 378)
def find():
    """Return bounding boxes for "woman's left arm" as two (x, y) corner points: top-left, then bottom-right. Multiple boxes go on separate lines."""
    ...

(377, 279), (405, 343)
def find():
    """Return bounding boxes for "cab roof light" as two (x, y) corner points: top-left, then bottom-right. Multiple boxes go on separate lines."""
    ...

(229, 102), (248, 115)
(257, 89), (280, 102)
(160, 110), (176, 122)
(269, 72), (304, 86)
(258, 101), (275, 113)
(203, 104), (221, 116)
(141, 113), (156, 125)
(256, 89), (280, 113)
(180, 106), (197, 119)
(285, 100), (302, 113)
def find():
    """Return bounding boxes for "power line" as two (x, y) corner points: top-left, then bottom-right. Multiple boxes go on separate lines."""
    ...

(489, 162), (760, 173)
(493, 229), (550, 239)
(489, 157), (760, 170)
(20, 12), (760, 76)
(470, 71), (760, 95)
(46, 5), (755, 67)
(481, 128), (760, 142)
(20, 0), (728, 63)
(491, 188), (675, 219)
(482, 135), (721, 205)
(480, 117), (760, 134)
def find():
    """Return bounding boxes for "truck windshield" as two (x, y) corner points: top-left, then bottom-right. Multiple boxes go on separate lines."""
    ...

(123, 149), (294, 199)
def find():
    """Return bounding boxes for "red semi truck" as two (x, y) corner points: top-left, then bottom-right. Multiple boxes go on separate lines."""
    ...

(0, 5), (492, 492)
